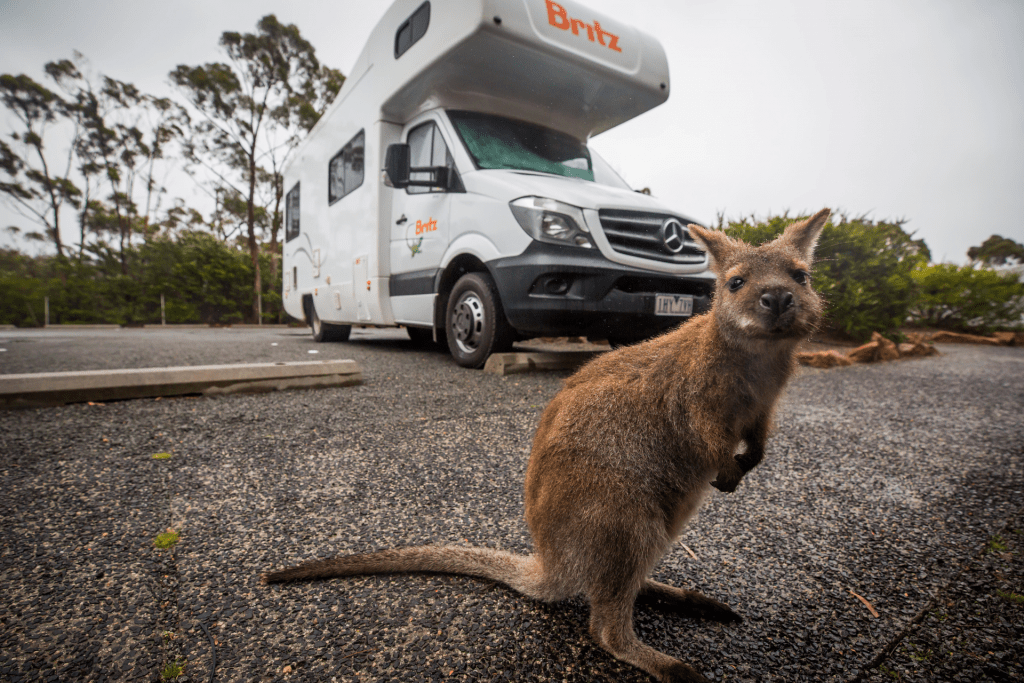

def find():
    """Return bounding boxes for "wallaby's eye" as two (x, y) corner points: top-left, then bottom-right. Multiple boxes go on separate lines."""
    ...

(727, 277), (745, 292)
(792, 270), (809, 285)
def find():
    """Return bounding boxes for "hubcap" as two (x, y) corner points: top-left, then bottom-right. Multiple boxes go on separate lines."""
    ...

(451, 292), (485, 354)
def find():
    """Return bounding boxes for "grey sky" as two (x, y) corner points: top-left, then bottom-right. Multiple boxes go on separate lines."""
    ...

(1, 0), (1022, 263)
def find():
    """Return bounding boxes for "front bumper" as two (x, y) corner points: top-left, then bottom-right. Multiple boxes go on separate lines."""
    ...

(488, 241), (714, 339)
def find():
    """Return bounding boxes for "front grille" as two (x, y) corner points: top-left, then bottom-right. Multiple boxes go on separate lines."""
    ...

(598, 209), (706, 264)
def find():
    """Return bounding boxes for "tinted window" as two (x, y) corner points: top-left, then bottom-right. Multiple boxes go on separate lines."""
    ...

(285, 182), (300, 242)
(328, 130), (365, 205)
(407, 122), (459, 194)
(395, 2), (430, 58)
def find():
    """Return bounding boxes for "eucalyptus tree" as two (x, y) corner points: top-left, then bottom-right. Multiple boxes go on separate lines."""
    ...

(0, 72), (81, 257)
(171, 14), (342, 321)
(47, 57), (189, 272)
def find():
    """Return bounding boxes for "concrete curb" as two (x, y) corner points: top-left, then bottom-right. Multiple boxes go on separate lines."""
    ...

(0, 360), (362, 409)
(44, 324), (121, 330)
(483, 351), (601, 376)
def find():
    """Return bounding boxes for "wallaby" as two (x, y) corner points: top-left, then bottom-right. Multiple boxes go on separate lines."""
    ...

(264, 208), (832, 683)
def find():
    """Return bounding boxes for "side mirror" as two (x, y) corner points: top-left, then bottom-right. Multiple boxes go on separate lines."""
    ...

(429, 166), (449, 190)
(385, 142), (453, 190)
(384, 143), (411, 189)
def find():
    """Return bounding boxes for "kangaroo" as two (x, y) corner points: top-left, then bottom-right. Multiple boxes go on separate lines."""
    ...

(263, 208), (832, 683)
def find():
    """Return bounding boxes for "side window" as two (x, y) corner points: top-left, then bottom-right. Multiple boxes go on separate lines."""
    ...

(395, 2), (430, 59)
(328, 130), (365, 205)
(406, 122), (460, 195)
(285, 182), (300, 242)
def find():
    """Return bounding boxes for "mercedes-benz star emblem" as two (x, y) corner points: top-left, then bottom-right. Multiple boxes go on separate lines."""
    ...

(660, 218), (686, 254)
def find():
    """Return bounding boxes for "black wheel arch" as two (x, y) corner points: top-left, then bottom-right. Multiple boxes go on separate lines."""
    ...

(434, 254), (493, 338)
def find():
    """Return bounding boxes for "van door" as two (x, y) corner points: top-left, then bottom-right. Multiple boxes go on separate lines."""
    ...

(389, 119), (460, 324)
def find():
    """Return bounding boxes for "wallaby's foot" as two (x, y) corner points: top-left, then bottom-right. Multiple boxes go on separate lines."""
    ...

(589, 590), (712, 683)
(662, 660), (712, 683)
(640, 580), (742, 623)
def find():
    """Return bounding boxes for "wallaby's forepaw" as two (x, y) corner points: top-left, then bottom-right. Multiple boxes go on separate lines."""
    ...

(661, 661), (711, 683)
(735, 450), (761, 473)
(710, 475), (741, 493)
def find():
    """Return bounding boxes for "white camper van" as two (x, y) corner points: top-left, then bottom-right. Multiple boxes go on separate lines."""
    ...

(281, 0), (714, 367)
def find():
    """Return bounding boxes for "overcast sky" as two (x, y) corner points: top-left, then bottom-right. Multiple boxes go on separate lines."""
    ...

(1, 0), (1022, 263)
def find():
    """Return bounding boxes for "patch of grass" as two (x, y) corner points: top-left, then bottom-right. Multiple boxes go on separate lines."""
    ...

(879, 664), (901, 680)
(154, 531), (179, 549)
(152, 452), (172, 460)
(161, 659), (185, 680)
(996, 589), (1024, 605)
(908, 647), (933, 662)
(929, 609), (948, 622)
(986, 535), (1009, 553)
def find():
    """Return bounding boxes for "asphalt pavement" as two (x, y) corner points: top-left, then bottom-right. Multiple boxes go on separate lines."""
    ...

(0, 327), (1021, 682)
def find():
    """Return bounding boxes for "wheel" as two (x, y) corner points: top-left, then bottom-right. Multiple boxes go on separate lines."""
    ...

(309, 305), (351, 342)
(445, 272), (514, 368)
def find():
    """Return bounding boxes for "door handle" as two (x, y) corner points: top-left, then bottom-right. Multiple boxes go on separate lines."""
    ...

(395, 214), (407, 225)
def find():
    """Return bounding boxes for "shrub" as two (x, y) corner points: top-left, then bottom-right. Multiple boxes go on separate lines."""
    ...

(722, 213), (930, 341)
(909, 264), (1024, 333)
(0, 233), (283, 326)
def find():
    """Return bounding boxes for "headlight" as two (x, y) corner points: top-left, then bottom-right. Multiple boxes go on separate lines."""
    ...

(509, 197), (593, 248)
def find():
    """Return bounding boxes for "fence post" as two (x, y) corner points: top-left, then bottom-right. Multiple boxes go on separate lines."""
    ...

(258, 291), (263, 326)
(44, 296), (49, 327)
(161, 293), (166, 326)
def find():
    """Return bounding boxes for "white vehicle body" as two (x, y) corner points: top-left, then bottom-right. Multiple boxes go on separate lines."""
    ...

(282, 0), (713, 364)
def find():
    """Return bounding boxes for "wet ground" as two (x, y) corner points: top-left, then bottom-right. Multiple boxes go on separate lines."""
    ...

(1, 327), (1021, 682)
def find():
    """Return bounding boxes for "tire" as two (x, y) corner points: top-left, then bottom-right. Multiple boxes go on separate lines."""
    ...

(310, 305), (351, 342)
(445, 272), (514, 368)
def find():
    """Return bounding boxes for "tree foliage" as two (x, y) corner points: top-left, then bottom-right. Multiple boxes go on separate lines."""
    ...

(0, 72), (81, 256)
(968, 234), (1024, 267)
(170, 14), (342, 320)
(909, 264), (1024, 333)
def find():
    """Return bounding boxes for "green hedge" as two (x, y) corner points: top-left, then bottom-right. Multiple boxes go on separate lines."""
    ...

(0, 232), (283, 326)
(910, 264), (1024, 333)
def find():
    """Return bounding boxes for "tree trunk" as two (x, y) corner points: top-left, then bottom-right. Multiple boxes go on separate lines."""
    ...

(35, 144), (65, 258)
(268, 173), (283, 320)
(247, 155), (260, 323)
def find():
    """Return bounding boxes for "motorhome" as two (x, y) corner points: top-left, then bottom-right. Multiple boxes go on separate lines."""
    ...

(281, 0), (714, 367)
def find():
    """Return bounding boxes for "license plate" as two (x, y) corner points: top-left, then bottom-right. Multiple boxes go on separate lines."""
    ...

(655, 294), (694, 317)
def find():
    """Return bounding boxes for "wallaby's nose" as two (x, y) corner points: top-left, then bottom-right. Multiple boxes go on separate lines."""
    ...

(760, 291), (794, 317)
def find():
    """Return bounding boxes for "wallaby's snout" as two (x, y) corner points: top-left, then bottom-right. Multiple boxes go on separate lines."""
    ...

(759, 289), (794, 316)
(759, 286), (800, 333)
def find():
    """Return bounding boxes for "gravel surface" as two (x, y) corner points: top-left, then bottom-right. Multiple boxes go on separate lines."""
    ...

(1, 328), (1022, 682)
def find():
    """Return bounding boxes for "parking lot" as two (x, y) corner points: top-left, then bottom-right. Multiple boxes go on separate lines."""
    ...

(1, 326), (1022, 682)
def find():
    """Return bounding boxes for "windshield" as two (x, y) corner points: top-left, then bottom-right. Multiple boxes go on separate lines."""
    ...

(448, 111), (594, 182)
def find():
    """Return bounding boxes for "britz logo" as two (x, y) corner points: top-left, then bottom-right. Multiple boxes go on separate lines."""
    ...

(415, 217), (437, 235)
(545, 0), (622, 53)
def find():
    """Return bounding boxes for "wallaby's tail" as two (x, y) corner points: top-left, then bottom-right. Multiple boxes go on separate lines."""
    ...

(263, 545), (550, 598)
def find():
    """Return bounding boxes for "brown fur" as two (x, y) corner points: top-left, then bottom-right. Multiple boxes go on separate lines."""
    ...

(264, 209), (832, 683)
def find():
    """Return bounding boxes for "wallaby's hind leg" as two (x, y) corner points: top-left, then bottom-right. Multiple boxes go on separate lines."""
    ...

(588, 589), (710, 683)
(639, 579), (742, 623)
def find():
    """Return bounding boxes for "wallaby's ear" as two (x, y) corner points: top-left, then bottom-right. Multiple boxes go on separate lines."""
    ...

(687, 224), (740, 271)
(781, 208), (830, 262)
